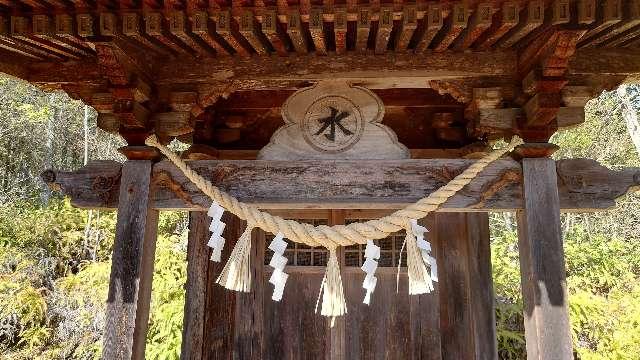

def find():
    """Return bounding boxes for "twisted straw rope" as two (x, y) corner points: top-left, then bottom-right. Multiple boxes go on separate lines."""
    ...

(145, 136), (522, 249)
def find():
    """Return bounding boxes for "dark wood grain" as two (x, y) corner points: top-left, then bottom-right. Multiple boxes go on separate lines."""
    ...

(436, 213), (474, 360)
(435, 212), (496, 360)
(204, 213), (240, 360)
(44, 158), (640, 211)
(467, 213), (498, 360)
(181, 212), (209, 360)
(102, 160), (159, 360)
(516, 158), (573, 359)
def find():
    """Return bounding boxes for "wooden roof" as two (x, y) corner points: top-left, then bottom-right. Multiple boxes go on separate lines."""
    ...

(1, 1), (639, 61)
(1, 1), (640, 153)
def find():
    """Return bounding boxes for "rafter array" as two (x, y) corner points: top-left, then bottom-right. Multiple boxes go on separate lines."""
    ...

(1, 1), (639, 62)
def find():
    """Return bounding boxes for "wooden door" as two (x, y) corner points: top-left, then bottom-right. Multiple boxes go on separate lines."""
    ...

(197, 211), (496, 360)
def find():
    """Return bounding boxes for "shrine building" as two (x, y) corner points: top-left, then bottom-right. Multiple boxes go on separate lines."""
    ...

(2, 0), (640, 359)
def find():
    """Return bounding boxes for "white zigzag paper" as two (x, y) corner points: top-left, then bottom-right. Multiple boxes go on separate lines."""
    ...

(410, 219), (438, 291)
(207, 202), (226, 262)
(268, 233), (289, 301)
(361, 240), (380, 305)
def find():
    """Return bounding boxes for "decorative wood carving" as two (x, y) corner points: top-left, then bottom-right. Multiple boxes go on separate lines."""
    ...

(259, 81), (409, 160)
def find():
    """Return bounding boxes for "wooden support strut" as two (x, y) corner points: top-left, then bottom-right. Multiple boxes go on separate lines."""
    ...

(103, 160), (159, 360)
(516, 157), (573, 360)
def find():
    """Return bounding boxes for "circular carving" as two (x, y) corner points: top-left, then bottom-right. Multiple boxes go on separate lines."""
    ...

(300, 95), (365, 153)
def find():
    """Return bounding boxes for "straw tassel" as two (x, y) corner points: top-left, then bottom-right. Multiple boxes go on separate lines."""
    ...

(316, 248), (347, 320)
(405, 221), (433, 295)
(216, 224), (254, 292)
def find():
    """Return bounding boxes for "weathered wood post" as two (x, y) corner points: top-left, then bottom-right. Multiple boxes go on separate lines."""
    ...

(515, 145), (573, 360)
(103, 147), (160, 360)
(435, 213), (497, 360)
(181, 212), (209, 360)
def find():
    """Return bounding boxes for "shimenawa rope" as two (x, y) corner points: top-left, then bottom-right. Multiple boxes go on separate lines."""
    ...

(145, 135), (523, 317)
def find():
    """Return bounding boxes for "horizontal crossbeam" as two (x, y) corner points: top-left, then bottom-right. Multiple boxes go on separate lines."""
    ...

(43, 158), (639, 211)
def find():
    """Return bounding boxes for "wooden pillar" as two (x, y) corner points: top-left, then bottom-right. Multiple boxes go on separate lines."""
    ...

(435, 212), (497, 360)
(103, 160), (159, 360)
(516, 157), (573, 360)
(181, 212), (210, 360)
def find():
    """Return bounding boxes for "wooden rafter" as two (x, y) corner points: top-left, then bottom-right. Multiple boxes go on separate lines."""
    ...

(355, 7), (370, 53)
(395, 4), (417, 51)
(191, 10), (232, 56)
(454, 2), (494, 50)
(285, 9), (307, 54)
(333, 7), (346, 54)
(498, 0), (544, 48)
(432, 2), (468, 52)
(414, 3), (443, 52)
(309, 7), (326, 55)
(374, 6), (392, 54)
(475, 1), (518, 50)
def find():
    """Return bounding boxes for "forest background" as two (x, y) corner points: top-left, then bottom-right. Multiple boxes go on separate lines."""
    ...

(0, 73), (638, 359)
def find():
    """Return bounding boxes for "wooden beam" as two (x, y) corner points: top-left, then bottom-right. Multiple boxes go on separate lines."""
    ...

(180, 212), (209, 360)
(11, 15), (82, 59)
(395, 5), (418, 51)
(103, 160), (159, 360)
(436, 213), (497, 360)
(122, 12), (174, 57)
(153, 51), (516, 88)
(473, 106), (585, 136)
(579, 0), (640, 47)
(474, 1), (518, 50)
(518, 27), (582, 78)
(191, 11), (232, 56)
(498, 0), (544, 48)
(516, 158), (573, 360)
(454, 2), (493, 50)
(285, 10), (307, 54)
(261, 10), (287, 56)
(414, 3), (443, 53)
(374, 7), (393, 54)
(238, 10), (268, 55)
(215, 10), (250, 57)
(432, 2), (468, 52)
(333, 7), (347, 55)
(43, 158), (640, 211)
(144, 12), (192, 56)
(578, 0), (622, 45)
(32, 14), (94, 57)
(570, 48), (640, 75)
(523, 92), (562, 126)
(168, 10), (213, 56)
(355, 7), (370, 53)
(309, 7), (326, 55)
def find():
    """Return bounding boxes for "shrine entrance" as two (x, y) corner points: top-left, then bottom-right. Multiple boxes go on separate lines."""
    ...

(195, 209), (495, 360)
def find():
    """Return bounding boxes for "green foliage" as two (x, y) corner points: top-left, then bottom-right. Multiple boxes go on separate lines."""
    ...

(1, 73), (640, 359)
(491, 85), (640, 359)
(146, 213), (188, 360)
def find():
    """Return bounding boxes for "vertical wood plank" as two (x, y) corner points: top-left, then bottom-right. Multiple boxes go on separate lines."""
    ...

(328, 210), (346, 360)
(181, 212), (209, 360)
(204, 213), (240, 360)
(103, 160), (159, 360)
(467, 213), (498, 360)
(410, 215), (441, 360)
(436, 213), (474, 360)
(234, 224), (265, 359)
(435, 212), (496, 360)
(516, 158), (573, 360)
